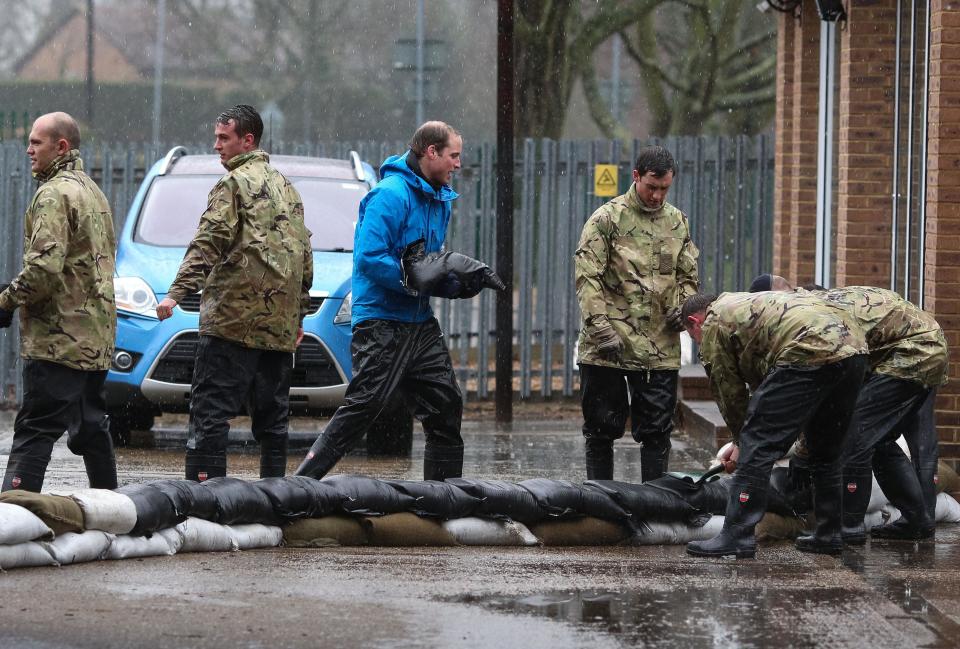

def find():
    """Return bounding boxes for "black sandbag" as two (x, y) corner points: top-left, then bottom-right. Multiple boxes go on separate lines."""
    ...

(645, 471), (802, 518)
(150, 479), (219, 521)
(253, 476), (340, 521)
(519, 478), (631, 521)
(401, 240), (505, 296)
(768, 467), (808, 517)
(584, 480), (711, 527)
(687, 477), (730, 514)
(115, 484), (184, 536)
(445, 478), (546, 524)
(321, 475), (417, 516)
(384, 479), (482, 519)
(198, 477), (279, 525)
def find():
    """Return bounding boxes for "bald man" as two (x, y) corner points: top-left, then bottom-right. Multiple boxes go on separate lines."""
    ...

(0, 112), (118, 492)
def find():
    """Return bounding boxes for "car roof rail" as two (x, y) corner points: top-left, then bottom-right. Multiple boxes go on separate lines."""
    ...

(158, 146), (189, 176)
(349, 150), (366, 182)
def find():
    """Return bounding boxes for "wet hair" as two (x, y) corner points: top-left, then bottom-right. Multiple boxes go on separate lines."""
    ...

(681, 293), (717, 321)
(749, 274), (772, 292)
(217, 104), (263, 145)
(409, 121), (460, 157)
(634, 145), (677, 178)
(43, 112), (81, 149)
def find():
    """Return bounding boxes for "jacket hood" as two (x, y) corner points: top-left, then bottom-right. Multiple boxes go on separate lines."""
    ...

(379, 152), (459, 202)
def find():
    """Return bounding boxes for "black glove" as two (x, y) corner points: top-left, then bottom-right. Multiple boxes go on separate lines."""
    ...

(665, 306), (685, 332)
(0, 308), (13, 329)
(401, 239), (505, 299)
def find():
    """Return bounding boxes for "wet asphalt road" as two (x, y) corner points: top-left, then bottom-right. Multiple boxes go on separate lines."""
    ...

(0, 411), (958, 649)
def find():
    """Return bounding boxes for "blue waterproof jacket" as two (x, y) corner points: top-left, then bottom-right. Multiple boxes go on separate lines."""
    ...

(351, 152), (458, 326)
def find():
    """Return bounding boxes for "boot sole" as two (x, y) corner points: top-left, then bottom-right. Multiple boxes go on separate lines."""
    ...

(795, 543), (843, 555)
(686, 547), (756, 559)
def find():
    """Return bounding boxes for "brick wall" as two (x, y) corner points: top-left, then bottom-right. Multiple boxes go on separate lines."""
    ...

(834, 0), (897, 287)
(926, 0), (960, 468)
(787, 1), (821, 286)
(773, 15), (796, 277)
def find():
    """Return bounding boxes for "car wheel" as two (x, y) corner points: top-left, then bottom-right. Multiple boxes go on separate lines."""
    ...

(366, 404), (414, 456)
(108, 407), (156, 447)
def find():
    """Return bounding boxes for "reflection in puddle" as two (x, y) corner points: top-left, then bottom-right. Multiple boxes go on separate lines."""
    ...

(452, 587), (871, 648)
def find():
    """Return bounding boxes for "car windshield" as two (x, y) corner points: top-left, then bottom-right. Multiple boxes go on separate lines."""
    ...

(134, 175), (365, 250)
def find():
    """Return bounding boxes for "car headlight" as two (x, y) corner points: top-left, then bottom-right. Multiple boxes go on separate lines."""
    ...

(334, 292), (351, 324)
(114, 276), (159, 317)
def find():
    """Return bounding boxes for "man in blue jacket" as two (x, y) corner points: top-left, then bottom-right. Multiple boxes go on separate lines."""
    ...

(295, 121), (467, 480)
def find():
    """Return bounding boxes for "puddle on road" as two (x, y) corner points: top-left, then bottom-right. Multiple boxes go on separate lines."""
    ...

(450, 586), (872, 648)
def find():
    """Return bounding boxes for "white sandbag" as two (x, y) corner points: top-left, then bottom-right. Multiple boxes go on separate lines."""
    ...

(106, 533), (178, 560)
(157, 527), (185, 553)
(176, 517), (238, 553)
(227, 524), (283, 550)
(43, 531), (113, 565)
(936, 492), (960, 523)
(49, 488), (137, 534)
(863, 510), (885, 531)
(0, 503), (54, 544)
(866, 476), (889, 514)
(442, 517), (539, 546)
(0, 542), (58, 569)
(632, 515), (725, 545)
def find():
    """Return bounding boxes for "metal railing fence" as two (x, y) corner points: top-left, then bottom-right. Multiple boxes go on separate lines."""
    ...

(0, 134), (773, 404)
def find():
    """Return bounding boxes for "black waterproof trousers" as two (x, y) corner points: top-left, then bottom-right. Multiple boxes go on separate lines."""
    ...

(843, 374), (939, 527)
(295, 317), (463, 481)
(185, 335), (293, 481)
(1, 360), (115, 492)
(722, 355), (868, 536)
(579, 364), (678, 481)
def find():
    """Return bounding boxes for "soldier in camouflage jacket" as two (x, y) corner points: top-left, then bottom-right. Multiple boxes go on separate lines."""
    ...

(0, 112), (118, 493)
(682, 291), (868, 558)
(574, 145), (699, 482)
(794, 283), (945, 542)
(156, 105), (313, 482)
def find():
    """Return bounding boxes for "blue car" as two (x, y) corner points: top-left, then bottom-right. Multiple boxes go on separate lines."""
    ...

(106, 147), (412, 452)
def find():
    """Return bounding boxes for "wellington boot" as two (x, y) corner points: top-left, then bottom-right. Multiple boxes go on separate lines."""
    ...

(585, 440), (614, 481)
(873, 445), (934, 537)
(686, 524), (757, 558)
(871, 517), (935, 541)
(293, 438), (342, 479)
(687, 474), (766, 559)
(1, 455), (49, 492)
(423, 444), (464, 481)
(640, 447), (669, 483)
(795, 469), (844, 555)
(185, 451), (227, 482)
(840, 467), (873, 546)
(83, 453), (118, 489)
(259, 438), (289, 478)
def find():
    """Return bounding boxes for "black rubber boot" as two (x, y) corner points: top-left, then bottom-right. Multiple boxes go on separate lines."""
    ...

(83, 452), (118, 489)
(640, 446), (669, 483)
(259, 437), (289, 478)
(796, 468), (844, 554)
(293, 437), (343, 479)
(1, 455), (49, 492)
(423, 443), (464, 481)
(916, 462), (939, 530)
(687, 474), (767, 559)
(585, 439), (614, 480)
(871, 449), (934, 540)
(184, 451), (227, 482)
(840, 467), (873, 546)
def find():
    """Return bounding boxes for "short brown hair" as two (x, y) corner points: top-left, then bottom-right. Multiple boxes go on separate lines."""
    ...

(681, 293), (717, 320)
(44, 112), (81, 149)
(409, 121), (460, 157)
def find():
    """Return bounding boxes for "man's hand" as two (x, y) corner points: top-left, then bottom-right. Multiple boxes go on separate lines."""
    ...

(156, 297), (178, 320)
(0, 308), (13, 329)
(665, 306), (685, 332)
(716, 441), (739, 473)
(593, 324), (623, 358)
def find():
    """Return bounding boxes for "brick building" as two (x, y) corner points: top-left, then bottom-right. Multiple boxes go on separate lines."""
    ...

(771, 0), (960, 467)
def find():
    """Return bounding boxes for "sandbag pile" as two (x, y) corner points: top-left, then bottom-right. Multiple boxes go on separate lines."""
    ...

(0, 468), (957, 571)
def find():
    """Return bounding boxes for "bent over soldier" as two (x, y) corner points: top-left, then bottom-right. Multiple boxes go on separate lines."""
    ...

(574, 146), (699, 482)
(1, 112), (118, 492)
(156, 105), (312, 481)
(682, 291), (868, 558)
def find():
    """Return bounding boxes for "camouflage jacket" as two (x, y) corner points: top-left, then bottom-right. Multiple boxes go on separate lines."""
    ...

(0, 150), (116, 371)
(575, 187), (699, 370)
(812, 286), (948, 388)
(166, 150), (313, 353)
(700, 291), (868, 439)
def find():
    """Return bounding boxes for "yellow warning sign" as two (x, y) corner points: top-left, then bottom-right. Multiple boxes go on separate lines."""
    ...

(594, 164), (619, 197)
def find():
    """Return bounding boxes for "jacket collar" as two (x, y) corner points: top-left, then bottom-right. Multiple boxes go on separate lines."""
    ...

(223, 149), (268, 171)
(35, 149), (82, 182)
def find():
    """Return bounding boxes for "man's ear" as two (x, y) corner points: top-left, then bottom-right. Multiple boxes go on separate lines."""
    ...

(56, 138), (71, 155)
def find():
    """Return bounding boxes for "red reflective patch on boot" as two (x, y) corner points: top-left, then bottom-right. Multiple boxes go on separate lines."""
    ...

(306, 452), (315, 460)
(847, 482), (857, 493)
(739, 491), (750, 503)
(934, 475), (940, 484)
(11, 476), (20, 489)
(198, 471), (208, 482)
